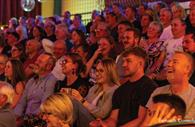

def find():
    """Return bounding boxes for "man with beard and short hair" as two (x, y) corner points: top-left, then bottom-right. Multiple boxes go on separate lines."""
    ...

(14, 53), (57, 117)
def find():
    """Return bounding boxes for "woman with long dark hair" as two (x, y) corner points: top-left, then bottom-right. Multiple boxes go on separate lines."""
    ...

(5, 59), (26, 108)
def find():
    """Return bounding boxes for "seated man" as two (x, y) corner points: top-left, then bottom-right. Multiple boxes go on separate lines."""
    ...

(14, 53), (57, 117)
(141, 94), (186, 126)
(146, 51), (195, 120)
(0, 81), (16, 127)
(90, 47), (157, 127)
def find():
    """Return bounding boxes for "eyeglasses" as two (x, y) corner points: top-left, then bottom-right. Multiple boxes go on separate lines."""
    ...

(60, 59), (73, 65)
(40, 112), (53, 117)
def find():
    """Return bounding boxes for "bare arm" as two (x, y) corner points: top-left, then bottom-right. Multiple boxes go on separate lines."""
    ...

(121, 106), (147, 127)
(82, 48), (101, 77)
(103, 109), (119, 127)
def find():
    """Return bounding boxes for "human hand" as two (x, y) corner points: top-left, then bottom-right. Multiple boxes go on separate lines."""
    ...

(89, 119), (107, 127)
(71, 89), (83, 102)
(146, 104), (176, 126)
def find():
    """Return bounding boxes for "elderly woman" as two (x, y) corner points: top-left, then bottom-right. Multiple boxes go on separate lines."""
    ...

(40, 93), (73, 127)
(71, 58), (119, 119)
(139, 21), (164, 75)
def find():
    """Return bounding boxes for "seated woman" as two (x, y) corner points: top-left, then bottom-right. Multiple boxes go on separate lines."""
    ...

(71, 58), (119, 119)
(11, 43), (26, 63)
(40, 93), (73, 127)
(5, 59), (25, 108)
(55, 53), (89, 97)
(139, 21), (164, 77)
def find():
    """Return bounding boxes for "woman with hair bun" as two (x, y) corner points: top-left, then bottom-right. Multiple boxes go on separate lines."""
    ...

(55, 53), (89, 97)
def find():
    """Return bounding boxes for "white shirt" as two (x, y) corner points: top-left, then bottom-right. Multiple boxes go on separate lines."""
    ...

(162, 36), (184, 66)
(159, 25), (173, 42)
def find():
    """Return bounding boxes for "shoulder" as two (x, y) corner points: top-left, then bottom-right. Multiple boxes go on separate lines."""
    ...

(152, 85), (170, 95)
(139, 76), (157, 87)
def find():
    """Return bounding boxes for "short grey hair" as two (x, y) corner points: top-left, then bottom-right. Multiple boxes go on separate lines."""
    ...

(0, 81), (15, 105)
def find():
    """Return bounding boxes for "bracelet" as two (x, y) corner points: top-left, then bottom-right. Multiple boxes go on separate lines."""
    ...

(80, 98), (86, 104)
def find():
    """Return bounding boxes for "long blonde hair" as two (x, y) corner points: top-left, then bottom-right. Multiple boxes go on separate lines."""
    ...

(97, 58), (120, 86)
(40, 93), (73, 124)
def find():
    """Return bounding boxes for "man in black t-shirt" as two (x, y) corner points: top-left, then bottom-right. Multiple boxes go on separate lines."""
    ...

(90, 47), (157, 127)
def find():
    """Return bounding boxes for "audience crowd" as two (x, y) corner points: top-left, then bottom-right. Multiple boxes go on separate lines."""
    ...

(0, 1), (195, 127)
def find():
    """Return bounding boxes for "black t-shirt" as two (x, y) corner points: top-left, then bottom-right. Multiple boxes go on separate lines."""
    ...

(55, 76), (89, 97)
(112, 75), (157, 126)
(190, 53), (195, 86)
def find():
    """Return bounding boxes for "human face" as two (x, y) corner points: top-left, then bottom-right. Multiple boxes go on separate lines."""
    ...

(11, 46), (21, 59)
(95, 62), (109, 85)
(106, 14), (116, 27)
(166, 53), (189, 83)
(171, 18), (185, 38)
(183, 34), (195, 53)
(189, 9), (195, 26)
(171, 6), (182, 19)
(138, 5), (145, 16)
(5, 61), (13, 80)
(0, 56), (6, 73)
(160, 10), (171, 27)
(55, 27), (66, 40)
(98, 38), (112, 57)
(33, 54), (50, 75)
(53, 41), (66, 59)
(71, 31), (81, 45)
(117, 24), (128, 39)
(122, 54), (141, 77)
(7, 34), (17, 46)
(95, 24), (107, 38)
(25, 40), (38, 55)
(112, 5), (120, 15)
(33, 27), (40, 37)
(73, 16), (80, 26)
(123, 31), (137, 49)
(141, 15), (151, 28)
(147, 24), (159, 39)
(125, 7), (134, 19)
(75, 47), (87, 59)
(44, 23), (54, 35)
(61, 56), (76, 75)
(42, 113), (60, 127)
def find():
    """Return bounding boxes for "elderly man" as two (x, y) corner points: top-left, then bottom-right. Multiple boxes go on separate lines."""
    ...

(0, 81), (16, 127)
(146, 51), (195, 120)
(14, 53), (57, 117)
(159, 8), (173, 41)
(52, 40), (67, 80)
(23, 39), (41, 79)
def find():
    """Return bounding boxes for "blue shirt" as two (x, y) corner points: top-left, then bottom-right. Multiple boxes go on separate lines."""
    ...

(14, 73), (57, 116)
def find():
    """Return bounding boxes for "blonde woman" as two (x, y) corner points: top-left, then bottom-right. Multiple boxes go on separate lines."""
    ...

(40, 93), (73, 127)
(71, 58), (119, 119)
